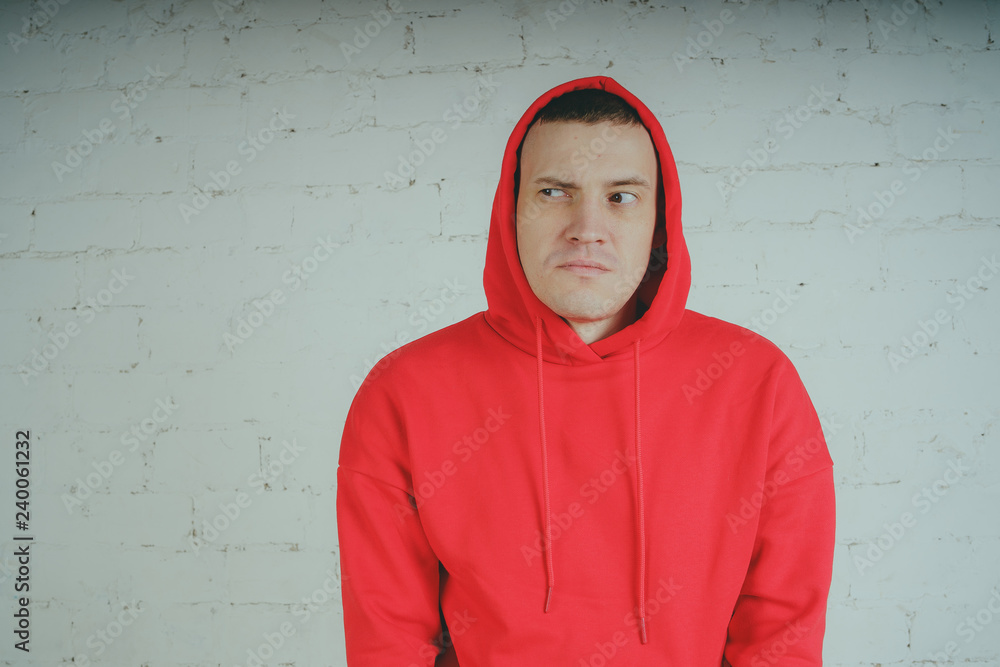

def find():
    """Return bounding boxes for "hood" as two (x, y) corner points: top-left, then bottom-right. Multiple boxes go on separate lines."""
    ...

(480, 76), (689, 646)
(483, 75), (690, 364)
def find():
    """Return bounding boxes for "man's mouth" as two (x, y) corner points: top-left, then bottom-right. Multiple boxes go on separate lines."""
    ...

(559, 259), (610, 276)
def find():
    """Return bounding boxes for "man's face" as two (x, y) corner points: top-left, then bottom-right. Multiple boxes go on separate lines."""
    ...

(515, 120), (664, 327)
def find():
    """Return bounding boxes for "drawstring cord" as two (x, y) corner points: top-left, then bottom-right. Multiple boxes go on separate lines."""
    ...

(533, 317), (648, 644)
(633, 339), (648, 644)
(535, 316), (555, 613)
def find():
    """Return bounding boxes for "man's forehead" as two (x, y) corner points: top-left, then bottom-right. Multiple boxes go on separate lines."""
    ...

(520, 120), (657, 173)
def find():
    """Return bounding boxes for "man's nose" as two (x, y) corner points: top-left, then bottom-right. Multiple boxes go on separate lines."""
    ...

(564, 195), (607, 244)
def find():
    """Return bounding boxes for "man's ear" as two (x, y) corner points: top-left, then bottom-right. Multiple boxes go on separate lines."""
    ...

(652, 222), (667, 249)
(652, 165), (667, 248)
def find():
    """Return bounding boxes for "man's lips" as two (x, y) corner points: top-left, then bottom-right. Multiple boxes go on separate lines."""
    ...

(558, 259), (610, 275)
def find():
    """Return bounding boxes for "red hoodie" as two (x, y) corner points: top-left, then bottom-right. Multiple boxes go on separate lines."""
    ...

(337, 76), (835, 666)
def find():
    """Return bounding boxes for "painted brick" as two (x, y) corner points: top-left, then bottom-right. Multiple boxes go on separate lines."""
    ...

(1, 2), (998, 666)
(409, 5), (522, 69)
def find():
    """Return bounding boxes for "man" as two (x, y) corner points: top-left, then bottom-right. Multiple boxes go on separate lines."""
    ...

(337, 76), (835, 665)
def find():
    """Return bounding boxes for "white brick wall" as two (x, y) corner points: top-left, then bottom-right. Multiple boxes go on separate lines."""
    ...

(0, 0), (997, 665)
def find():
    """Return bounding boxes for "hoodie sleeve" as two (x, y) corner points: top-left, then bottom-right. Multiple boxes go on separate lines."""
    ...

(337, 377), (445, 666)
(723, 359), (836, 666)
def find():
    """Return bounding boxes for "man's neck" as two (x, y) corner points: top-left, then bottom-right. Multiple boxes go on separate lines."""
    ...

(563, 299), (639, 345)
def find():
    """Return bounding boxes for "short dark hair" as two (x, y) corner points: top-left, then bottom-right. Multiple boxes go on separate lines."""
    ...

(514, 90), (644, 199)
(530, 89), (642, 127)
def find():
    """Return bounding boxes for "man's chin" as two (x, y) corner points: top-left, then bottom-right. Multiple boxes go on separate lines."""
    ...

(547, 294), (625, 324)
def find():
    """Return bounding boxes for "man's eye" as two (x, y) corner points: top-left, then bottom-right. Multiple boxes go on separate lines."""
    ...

(610, 192), (638, 204)
(541, 188), (566, 198)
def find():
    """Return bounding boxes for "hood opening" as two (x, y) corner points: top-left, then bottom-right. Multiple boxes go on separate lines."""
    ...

(484, 75), (689, 365)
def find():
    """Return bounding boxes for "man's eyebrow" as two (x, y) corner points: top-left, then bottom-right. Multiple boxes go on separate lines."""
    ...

(606, 176), (652, 189)
(530, 175), (653, 189)
(531, 176), (577, 189)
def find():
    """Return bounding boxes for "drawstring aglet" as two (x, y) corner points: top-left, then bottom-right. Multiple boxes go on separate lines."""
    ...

(638, 617), (648, 644)
(544, 586), (553, 613)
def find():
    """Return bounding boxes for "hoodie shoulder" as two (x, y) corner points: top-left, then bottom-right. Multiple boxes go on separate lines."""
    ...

(353, 311), (492, 393)
(678, 308), (797, 370)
